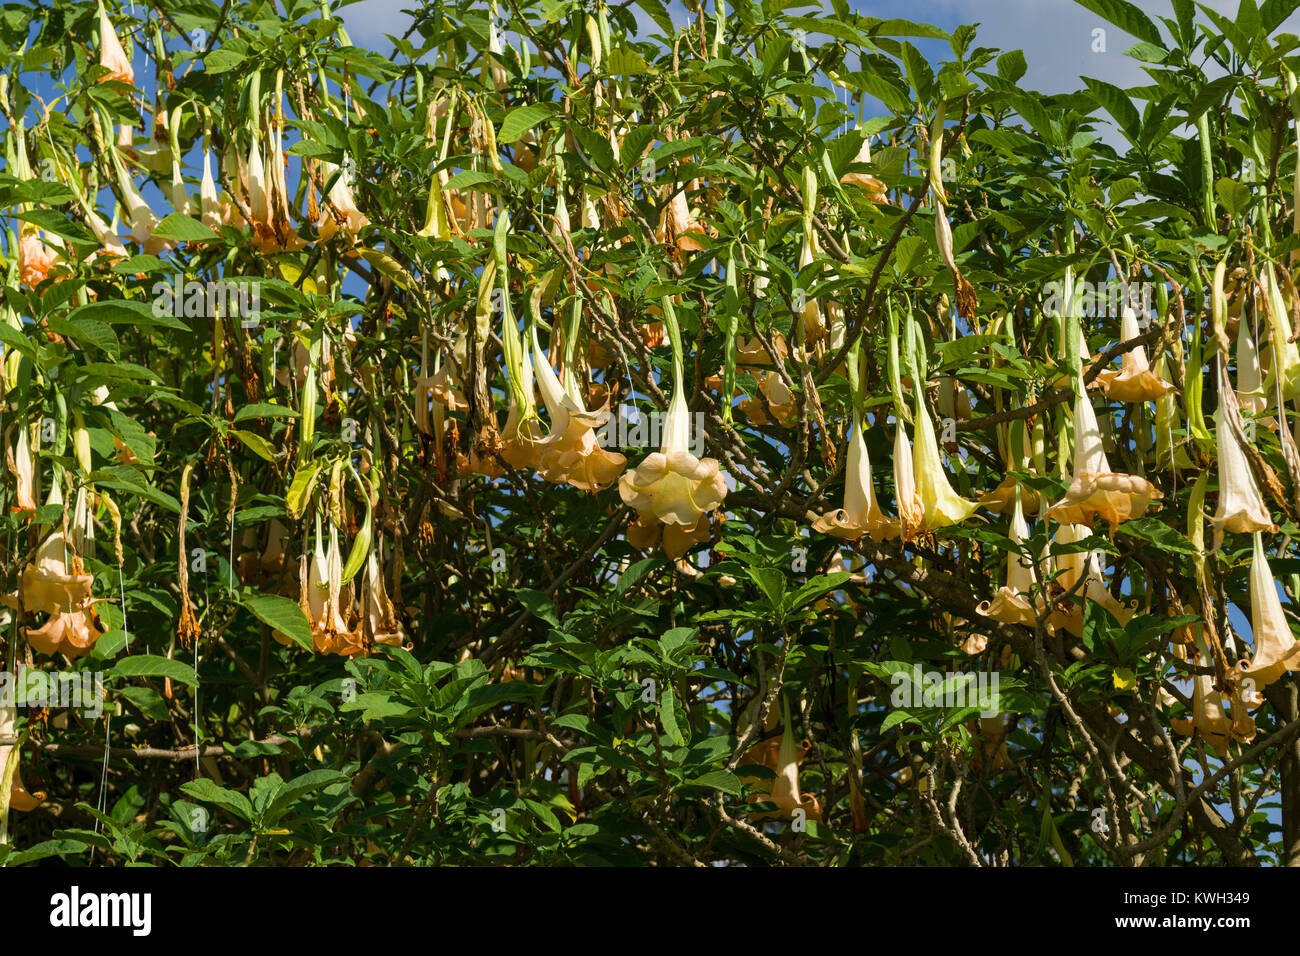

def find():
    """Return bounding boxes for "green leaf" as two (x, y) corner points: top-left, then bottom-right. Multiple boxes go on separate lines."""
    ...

(746, 566), (787, 609)
(265, 769), (349, 820)
(499, 104), (553, 143)
(682, 770), (743, 796)
(151, 213), (220, 243)
(1118, 517), (1198, 555)
(517, 588), (559, 626)
(231, 429), (276, 462)
(109, 655), (198, 687)
(286, 461), (323, 520)
(46, 314), (119, 359)
(240, 592), (313, 651)
(1072, 0), (1164, 46)
(233, 403), (300, 422)
(660, 684), (686, 746)
(180, 778), (254, 821)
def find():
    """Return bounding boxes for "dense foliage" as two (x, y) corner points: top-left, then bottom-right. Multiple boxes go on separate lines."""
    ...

(2, 0), (1300, 866)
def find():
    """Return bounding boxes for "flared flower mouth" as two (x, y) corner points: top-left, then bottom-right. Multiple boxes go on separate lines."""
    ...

(1173, 649), (1256, 754)
(812, 415), (899, 542)
(25, 607), (106, 660)
(737, 372), (796, 426)
(18, 230), (63, 288)
(1095, 306), (1173, 402)
(742, 700), (823, 822)
(97, 2), (134, 85)
(977, 494), (1042, 627)
(3, 532), (106, 659)
(1045, 523), (1137, 636)
(316, 160), (370, 242)
(1235, 533), (1300, 693)
(301, 520), (362, 657)
(912, 393), (977, 533)
(620, 388), (727, 524)
(19, 533), (95, 615)
(531, 326), (626, 491)
(1047, 391), (1160, 528)
(1210, 373), (1276, 547)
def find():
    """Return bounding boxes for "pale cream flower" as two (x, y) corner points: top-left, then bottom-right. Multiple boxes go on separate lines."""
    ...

(532, 330), (626, 491)
(812, 416), (899, 541)
(1173, 660), (1256, 754)
(1047, 391), (1160, 528)
(1235, 313), (1266, 416)
(893, 420), (924, 541)
(97, 2), (134, 85)
(912, 399), (977, 533)
(1047, 523), (1136, 636)
(1095, 306), (1173, 402)
(1236, 533), (1300, 693)
(1210, 375), (1276, 548)
(303, 521), (361, 657)
(316, 160), (369, 242)
(619, 387), (727, 542)
(743, 700), (822, 823)
(977, 493), (1040, 628)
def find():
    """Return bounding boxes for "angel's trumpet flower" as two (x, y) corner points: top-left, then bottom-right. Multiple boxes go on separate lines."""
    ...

(501, 290), (546, 471)
(912, 388), (977, 533)
(1154, 354), (1195, 471)
(974, 715), (1014, 773)
(198, 149), (237, 232)
(96, 1), (134, 85)
(797, 230), (823, 343)
(1095, 305), (1173, 402)
(6, 421), (37, 513)
(316, 160), (369, 242)
(1236, 533), (1300, 692)
(658, 183), (708, 253)
(15, 533), (95, 615)
(1173, 631), (1256, 753)
(1260, 263), (1300, 401)
(737, 371), (796, 426)
(304, 519), (362, 657)
(501, 343), (546, 470)
(977, 493), (1040, 627)
(112, 150), (170, 255)
(1047, 391), (1160, 528)
(893, 420), (924, 541)
(248, 130), (305, 253)
(618, 385), (727, 551)
(620, 299), (727, 555)
(532, 327), (626, 491)
(1210, 375), (1276, 548)
(745, 699), (822, 823)
(1047, 524), (1136, 636)
(359, 550), (403, 649)
(812, 413), (899, 541)
(839, 133), (888, 202)
(17, 229), (63, 288)
(80, 201), (127, 260)
(1236, 312), (1266, 416)
(25, 607), (106, 659)
(168, 152), (195, 218)
(1, 704), (45, 815)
